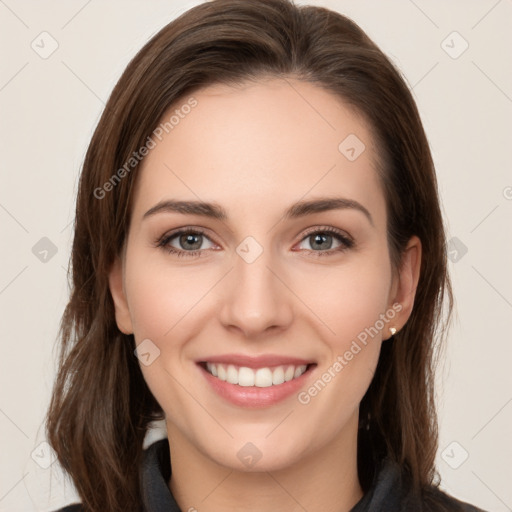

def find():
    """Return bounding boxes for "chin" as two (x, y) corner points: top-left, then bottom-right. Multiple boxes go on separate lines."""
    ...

(200, 433), (312, 473)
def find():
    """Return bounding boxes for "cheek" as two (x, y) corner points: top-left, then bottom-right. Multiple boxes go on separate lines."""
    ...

(122, 251), (219, 411)
(294, 256), (392, 403)
(295, 254), (393, 346)
(294, 273), (388, 442)
(123, 252), (216, 341)
(123, 260), (200, 426)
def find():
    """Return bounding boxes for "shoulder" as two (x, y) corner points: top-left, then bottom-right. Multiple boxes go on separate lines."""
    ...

(425, 485), (488, 512)
(51, 439), (171, 512)
(353, 455), (489, 512)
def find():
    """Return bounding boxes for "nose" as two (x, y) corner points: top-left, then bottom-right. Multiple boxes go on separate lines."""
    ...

(218, 243), (294, 339)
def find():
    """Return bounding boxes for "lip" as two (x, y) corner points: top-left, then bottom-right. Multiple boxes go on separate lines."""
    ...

(196, 354), (316, 408)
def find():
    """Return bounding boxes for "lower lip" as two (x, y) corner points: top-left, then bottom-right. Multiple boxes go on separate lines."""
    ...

(198, 364), (315, 408)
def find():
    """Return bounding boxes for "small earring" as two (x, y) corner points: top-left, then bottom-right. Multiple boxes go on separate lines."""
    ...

(389, 327), (397, 336)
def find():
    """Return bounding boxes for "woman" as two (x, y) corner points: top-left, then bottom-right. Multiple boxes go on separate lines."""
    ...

(47, 0), (486, 510)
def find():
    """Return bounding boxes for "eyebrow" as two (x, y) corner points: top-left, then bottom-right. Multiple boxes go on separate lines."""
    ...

(143, 197), (373, 226)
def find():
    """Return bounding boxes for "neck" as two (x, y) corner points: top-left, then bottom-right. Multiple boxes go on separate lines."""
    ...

(166, 415), (363, 512)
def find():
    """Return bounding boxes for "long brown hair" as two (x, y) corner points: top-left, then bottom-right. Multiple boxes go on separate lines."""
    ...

(46, 0), (453, 510)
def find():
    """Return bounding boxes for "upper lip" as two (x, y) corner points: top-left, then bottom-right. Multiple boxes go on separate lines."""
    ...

(197, 354), (315, 369)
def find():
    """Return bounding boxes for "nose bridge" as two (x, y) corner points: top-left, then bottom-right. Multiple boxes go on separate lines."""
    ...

(219, 236), (292, 337)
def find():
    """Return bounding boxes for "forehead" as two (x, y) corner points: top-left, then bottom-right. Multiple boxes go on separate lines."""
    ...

(132, 77), (385, 227)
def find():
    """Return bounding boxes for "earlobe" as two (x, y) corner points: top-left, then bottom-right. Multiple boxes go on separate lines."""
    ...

(108, 257), (134, 335)
(386, 236), (422, 338)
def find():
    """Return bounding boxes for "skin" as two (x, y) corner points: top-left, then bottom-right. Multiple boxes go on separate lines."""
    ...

(109, 77), (421, 512)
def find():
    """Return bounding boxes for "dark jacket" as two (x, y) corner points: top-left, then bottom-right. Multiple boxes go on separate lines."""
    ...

(57, 438), (487, 512)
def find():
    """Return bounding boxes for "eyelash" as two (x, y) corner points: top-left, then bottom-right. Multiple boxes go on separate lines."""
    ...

(155, 226), (354, 259)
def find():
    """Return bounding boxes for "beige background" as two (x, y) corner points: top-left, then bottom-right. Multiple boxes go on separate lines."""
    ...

(1, 1), (511, 510)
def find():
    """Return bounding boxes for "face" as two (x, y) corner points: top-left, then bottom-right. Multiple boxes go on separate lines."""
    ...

(109, 77), (420, 472)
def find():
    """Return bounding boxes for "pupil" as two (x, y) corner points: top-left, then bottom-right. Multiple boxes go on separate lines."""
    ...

(311, 233), (331, 250)
(181, 233), (201, 250)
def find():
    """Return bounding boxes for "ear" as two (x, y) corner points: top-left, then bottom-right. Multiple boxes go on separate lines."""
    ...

(108, 256), (134, 335)
(385, 235), (422, 339)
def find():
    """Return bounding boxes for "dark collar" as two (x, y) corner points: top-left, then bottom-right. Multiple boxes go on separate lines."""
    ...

(140, 438), (401, 512)
(58, 438), (485, 511)
(140, 438), (484, 512)
(141, 438), (181, 512)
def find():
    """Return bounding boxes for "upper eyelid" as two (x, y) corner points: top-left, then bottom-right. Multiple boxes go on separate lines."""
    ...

(300, 225), (352, 240)
(159, 227), (217, 245)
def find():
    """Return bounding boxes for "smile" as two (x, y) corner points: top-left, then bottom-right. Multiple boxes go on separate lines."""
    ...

(204, 362), (308, 387)
(197, 354), (316, 407)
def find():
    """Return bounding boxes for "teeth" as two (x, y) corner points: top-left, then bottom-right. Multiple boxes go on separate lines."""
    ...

(205, 363), (308, 387)
(226, 364), (238, 384)
(294, 366), (305, 378)
(206, 362), (217, 377)
(255, 368), (273, 387)
(238, 367), (254, 387)
(284, 365), (295, 382)
(272, 366), (284, 385)
(217, 364), (227, 381)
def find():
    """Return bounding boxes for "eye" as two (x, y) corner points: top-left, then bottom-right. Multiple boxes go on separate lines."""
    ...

(156, 226), (354, 258)
(156, 228), (217, 257)
(295, 227), (354, 256)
